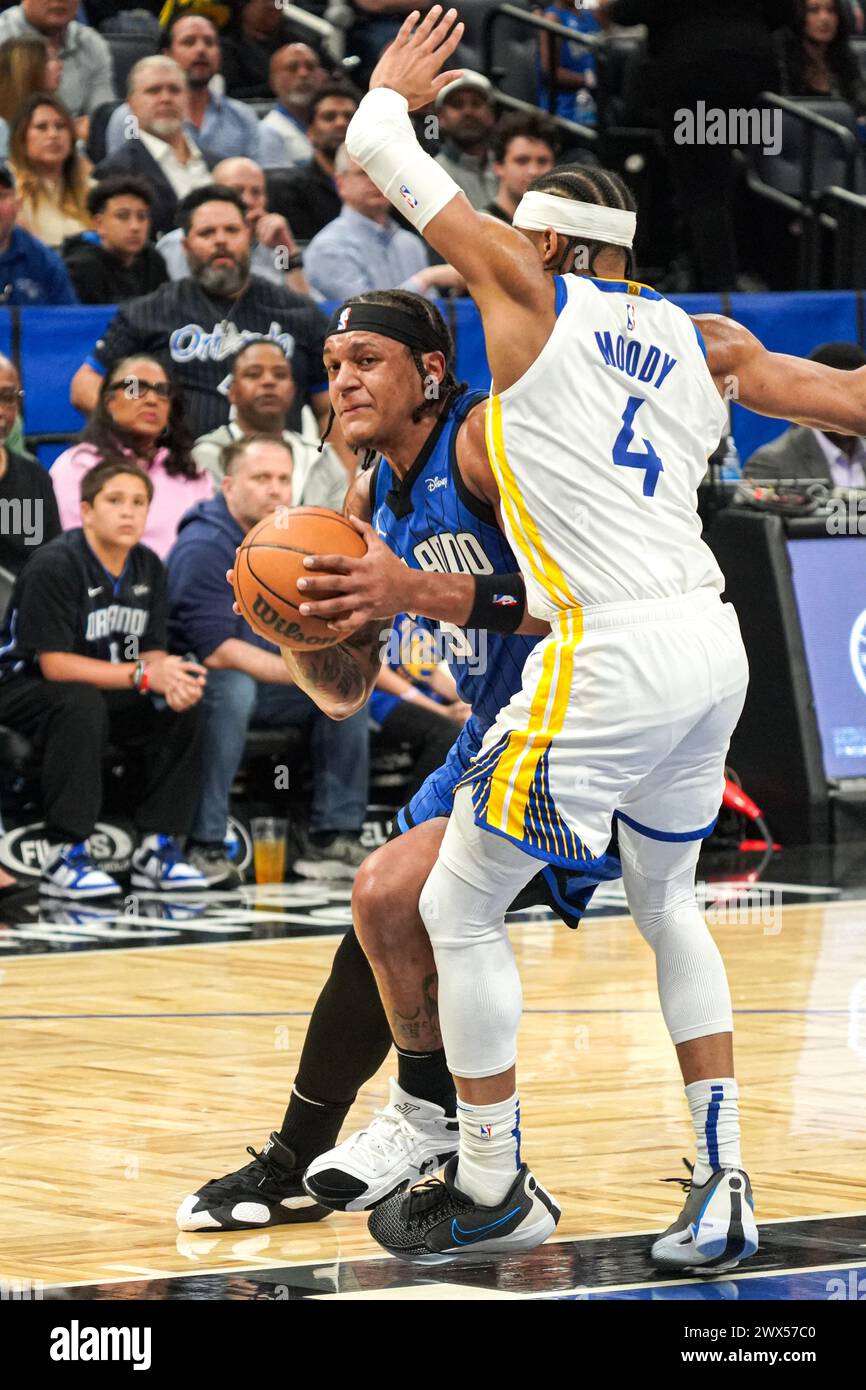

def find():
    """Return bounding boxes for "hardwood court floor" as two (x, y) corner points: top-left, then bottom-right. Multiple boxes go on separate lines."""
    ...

(2, 897), (865, 1288)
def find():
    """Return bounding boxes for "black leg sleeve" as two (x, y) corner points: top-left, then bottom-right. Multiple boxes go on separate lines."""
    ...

(295, 926), (393, 1105)
(277, 927), (394, 1164)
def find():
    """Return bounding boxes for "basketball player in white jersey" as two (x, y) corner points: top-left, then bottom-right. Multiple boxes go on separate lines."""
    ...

(323, 7), (866, 1266)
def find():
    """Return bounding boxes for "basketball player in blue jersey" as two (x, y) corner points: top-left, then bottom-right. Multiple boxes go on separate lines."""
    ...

(178, 290), (619, 1235)
(328, 7), (866, 1266)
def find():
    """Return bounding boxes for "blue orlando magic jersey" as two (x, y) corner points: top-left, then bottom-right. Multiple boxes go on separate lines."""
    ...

(370, 389), (539, 736)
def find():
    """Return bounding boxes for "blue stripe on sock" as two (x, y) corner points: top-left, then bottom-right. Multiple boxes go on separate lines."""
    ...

(511, 1100), (522, 1169)
(706, 1083), (724, 1171)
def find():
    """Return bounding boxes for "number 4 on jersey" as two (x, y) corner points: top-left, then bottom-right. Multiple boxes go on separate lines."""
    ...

(612, 395), (663, 497)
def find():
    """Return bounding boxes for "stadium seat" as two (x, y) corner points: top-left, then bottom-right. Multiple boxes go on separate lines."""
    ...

(105, 30), (164, 99)
(86, 101), (124, 166)
(750, 97), (863, 201)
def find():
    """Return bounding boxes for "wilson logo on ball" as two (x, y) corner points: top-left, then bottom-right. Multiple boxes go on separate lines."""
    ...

(251, 593), (333, 646)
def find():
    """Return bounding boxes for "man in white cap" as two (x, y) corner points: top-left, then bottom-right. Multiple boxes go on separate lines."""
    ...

(433, 70), (498, 209)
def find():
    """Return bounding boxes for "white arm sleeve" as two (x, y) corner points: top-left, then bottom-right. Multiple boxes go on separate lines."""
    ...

(345, 87), (462, 234)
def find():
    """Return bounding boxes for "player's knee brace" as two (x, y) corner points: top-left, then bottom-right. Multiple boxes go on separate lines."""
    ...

(418, 857), (523, 1079)
(622, 856), (733, 1045)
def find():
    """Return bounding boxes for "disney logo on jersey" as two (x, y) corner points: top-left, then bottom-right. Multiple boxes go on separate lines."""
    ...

(412, 530), (495, 576)
(426, 476), (447, 493)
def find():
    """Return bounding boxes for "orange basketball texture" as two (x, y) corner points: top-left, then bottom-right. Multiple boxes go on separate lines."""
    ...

(234, 508), (368, 651)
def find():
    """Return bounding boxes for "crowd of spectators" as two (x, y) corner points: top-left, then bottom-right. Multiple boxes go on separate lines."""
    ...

(0, 0), (865, 895)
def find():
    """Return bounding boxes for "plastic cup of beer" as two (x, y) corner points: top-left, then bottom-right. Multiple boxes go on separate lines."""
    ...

(251, 817), (287, 885)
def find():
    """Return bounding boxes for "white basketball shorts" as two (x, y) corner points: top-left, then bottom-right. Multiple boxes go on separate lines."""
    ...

(456, 587), (749, 869)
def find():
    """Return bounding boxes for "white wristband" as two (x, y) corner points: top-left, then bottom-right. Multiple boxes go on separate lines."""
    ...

(345, 87), (462, 233)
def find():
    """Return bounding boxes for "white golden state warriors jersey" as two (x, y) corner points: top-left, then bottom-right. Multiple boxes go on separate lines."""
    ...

(485, 275), (728, 620)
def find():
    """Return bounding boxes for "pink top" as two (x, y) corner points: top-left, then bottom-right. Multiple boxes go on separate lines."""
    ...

(50, 442), (214, 560)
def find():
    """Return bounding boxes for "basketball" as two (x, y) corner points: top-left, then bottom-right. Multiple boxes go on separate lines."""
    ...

(233, 507), (368, 651)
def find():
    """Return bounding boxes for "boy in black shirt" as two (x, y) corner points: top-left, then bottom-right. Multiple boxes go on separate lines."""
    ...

(0, 355), (60, 577)
(62, 177), (169, 306)
(0, 461), (209, 898)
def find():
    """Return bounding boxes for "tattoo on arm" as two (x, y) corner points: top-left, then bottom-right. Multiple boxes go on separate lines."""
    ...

(286, 620), (384, 706)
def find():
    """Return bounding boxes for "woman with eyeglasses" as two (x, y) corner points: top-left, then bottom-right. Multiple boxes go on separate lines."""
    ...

(8, 92), (92, 249)
(51, 355), (213, 560)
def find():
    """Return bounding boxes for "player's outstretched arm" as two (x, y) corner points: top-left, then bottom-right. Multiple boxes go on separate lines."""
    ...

(345, 7), (553, 390)
(698, 314), (866, 434)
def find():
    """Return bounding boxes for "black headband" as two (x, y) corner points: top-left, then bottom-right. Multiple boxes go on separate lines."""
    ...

(325, 301), (443, 354)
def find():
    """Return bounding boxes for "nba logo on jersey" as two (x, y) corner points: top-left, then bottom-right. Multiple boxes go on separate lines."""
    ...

(400, 184), (419, 209)
(337, 306), (352, 331)
(480, 1123), (493, 1139)
(626, 302), (636, 332)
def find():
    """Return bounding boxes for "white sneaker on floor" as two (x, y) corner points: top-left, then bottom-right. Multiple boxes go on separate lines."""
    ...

(303, 1078), (459, 1212)
(130, 834), (207, 891)
(40, 842), (120, 899)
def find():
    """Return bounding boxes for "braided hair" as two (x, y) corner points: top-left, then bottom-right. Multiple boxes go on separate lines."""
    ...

(527, 164), (637, 278)
(319, 289), (467, 465)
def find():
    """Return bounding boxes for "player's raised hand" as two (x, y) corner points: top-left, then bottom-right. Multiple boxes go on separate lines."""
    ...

(368, 6), (465, 112)
(297, 515), (404, 633)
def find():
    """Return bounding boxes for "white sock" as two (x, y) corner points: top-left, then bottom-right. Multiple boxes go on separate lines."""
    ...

(686, 1077), (742, 1185)
(455, 1093), (521, 1206)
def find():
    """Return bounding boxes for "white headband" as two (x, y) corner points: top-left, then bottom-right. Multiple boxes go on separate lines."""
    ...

(512, 191), (636, 249)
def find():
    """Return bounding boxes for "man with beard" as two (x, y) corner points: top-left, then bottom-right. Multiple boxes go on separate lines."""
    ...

(433, 71), (498, 210)
(93, 56), (214, 238)
(70, 186), (332, 445)
(156, 157), (310, 297)
(260, 42), (325, 169)
(103, 13), (263, 166)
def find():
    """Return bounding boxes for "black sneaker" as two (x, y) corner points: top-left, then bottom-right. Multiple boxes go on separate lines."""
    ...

(176, 1132), (332, 1231)
(367, 1156), (560, 1262)
(185, 842), (244, 889)
(293, 831), (370, 881)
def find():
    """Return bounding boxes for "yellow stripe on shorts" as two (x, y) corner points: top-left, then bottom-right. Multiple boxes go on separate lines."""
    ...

(487, 609), (584, 842)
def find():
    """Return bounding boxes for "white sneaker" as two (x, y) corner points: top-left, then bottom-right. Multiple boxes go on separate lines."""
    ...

(40, 842), (120, 898)
(131, 834), (207, 891)
(303, 1079), (459, 1212)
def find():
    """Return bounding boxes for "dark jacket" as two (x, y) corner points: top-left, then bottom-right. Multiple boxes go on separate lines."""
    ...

(93, 141), (215, 238)
(61, 233), (168, 304)
(607, 1), (795, 61)
(744, 424), (836, 484)
(166, 492), (274, 662)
